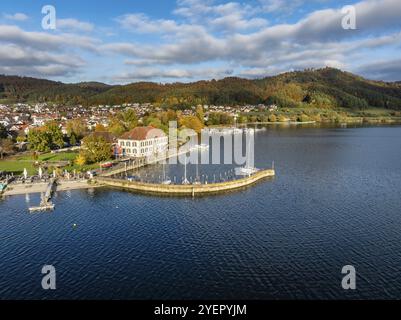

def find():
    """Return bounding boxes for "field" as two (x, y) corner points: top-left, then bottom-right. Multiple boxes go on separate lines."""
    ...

(0, 161), (36, 175)
(0, 151), (97, 175)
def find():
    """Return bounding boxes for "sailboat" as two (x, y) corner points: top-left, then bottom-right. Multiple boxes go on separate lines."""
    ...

(236, 129), (259, 176)
(161, 163), (172, 185)
(182, 160), (190, 185)
(193, 155), (202, 185)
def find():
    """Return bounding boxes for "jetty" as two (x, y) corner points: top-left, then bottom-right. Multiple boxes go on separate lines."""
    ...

(94, 168), (275, 197)
(28, 178), (57, 212)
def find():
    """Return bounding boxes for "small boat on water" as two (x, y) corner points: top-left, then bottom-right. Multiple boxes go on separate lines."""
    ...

(235, 166), (259, 176)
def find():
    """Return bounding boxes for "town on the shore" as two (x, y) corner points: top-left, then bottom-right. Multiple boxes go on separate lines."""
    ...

(0, 102), (279, 183)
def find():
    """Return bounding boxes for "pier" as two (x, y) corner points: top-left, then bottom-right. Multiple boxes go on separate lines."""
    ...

(28, 178), (56, 212)
(94, 168), (275, 197)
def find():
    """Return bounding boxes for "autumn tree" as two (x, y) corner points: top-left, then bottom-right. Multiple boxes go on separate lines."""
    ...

(179, 116), (204, 133)
(66, 119), (87, 139)
(81, 135), (111, 164)
(27, 122), (64, 152)
(195, 106), (205, 124)
(75, 154), (86, 166)
(108, 109), (138, 136)
(0, 139), (14, 159)
(95, 123), (107, 132)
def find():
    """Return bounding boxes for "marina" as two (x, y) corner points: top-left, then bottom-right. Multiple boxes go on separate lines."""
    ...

(95, 168), (275, 197)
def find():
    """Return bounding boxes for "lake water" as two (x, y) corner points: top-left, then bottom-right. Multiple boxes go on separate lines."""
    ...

(1, 124), (401, 300)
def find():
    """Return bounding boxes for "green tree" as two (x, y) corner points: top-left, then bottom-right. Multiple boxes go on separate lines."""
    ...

(118, 109), (138, 130)
(81, 135), (111, 164)
(45, 121), (64, 149)
(69, 133), (77, 146)
(28, 129), (51, 152)
(0, 124), (7, 139)
(27, 122), (64, 152)
(108, 109), (139, 136)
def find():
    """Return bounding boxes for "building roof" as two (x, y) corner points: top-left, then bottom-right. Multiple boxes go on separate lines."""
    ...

(120, 126), (165, 141)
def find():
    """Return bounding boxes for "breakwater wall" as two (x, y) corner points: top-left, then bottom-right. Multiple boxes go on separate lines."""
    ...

(94, 169), (275, 197)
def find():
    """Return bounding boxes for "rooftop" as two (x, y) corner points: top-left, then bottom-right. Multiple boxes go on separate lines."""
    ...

(120, 126), (166, 141)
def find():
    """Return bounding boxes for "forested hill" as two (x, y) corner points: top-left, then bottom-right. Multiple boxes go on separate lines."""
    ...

(1, 68), (401, 110)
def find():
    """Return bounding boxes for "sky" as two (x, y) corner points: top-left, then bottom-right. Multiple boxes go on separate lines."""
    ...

(0, 0), (400, 84)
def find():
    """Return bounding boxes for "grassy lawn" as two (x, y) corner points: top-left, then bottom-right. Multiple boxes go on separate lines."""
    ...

(0, 161), (36, 175)
(16, 152), (78, 162)
(0, 151), (80, 175)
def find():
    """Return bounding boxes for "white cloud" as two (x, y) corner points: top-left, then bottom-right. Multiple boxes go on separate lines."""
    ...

(114, 66), (234, 82)
(0, 24), (99, 78)
(0, 25), (99, 51)
(357, 58), (401, 81)
(1, 0), (401, 82)
(118, 14), (180, 34)
(3, 13), (28, 21)
(57, 18), (95, 32)
(107, 0), (401, 81)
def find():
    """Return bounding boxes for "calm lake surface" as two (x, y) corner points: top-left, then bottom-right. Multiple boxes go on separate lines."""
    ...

(1, 124), (401, 300)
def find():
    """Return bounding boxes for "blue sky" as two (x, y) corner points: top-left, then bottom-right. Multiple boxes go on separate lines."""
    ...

(0, 0), (400, 83)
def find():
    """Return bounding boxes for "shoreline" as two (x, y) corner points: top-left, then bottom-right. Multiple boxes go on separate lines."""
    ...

(1, 180), (103, 197)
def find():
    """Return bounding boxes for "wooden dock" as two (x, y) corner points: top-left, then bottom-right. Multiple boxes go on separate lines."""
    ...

(29, 203), (55, 213)
(28, 178), (57, 212)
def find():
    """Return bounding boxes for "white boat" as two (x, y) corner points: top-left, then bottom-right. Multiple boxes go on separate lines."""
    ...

(235, 129), (258, 176)
(235, 167), (259, 176)
(243, 128), (255, 135)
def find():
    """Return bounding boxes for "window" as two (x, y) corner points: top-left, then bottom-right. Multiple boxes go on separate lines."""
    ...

(126, 141), (131, 147)
(121, 141), (125, 147)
